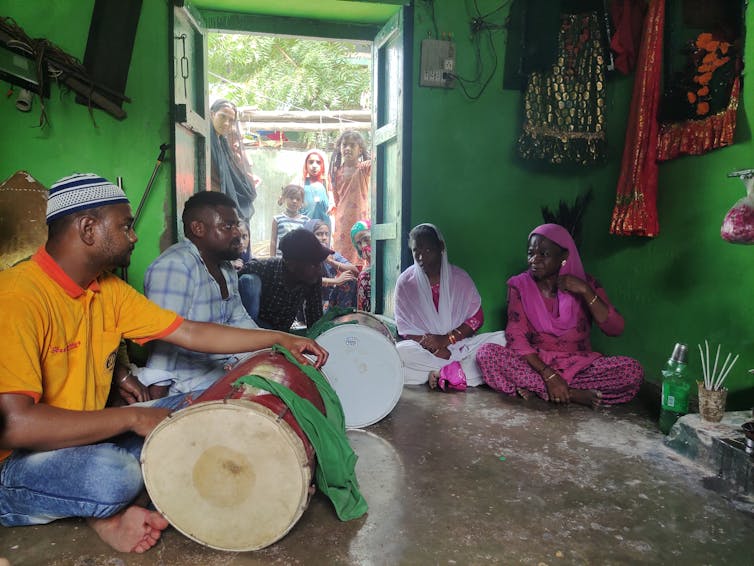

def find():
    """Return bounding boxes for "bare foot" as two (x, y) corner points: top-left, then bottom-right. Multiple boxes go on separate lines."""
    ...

(88, 505), (169, 553)
(569, 389), (603, 409)
(428, 371), (440, 390)
(516, 388), (534, 400)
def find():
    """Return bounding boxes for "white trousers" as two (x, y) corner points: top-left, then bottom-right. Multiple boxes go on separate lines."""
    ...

(396, 331), (506, 386)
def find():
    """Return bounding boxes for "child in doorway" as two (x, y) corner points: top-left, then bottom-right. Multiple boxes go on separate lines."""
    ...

(329, 130), (372, 265)
(351, 219), (372, 312)
(299, 150), (332, 229)
(305, 219), (358, 311)
(270, 184), (309, 257)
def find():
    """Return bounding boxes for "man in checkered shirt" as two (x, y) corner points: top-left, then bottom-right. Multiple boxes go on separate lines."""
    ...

(141, 191), (255, 397)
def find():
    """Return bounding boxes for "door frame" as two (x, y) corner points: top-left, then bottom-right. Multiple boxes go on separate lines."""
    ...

(170, 2), (211, 239)
(370, 6), (413, 315)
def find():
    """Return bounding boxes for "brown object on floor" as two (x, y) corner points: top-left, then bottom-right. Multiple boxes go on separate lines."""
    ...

(0, 171), (48, 271)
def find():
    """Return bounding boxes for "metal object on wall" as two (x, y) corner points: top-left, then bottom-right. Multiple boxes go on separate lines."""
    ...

(0, 171), (48, 271)
(419, 38), (455, 88)
(15, 88), (32, 111)
(728, 169), (754, 179)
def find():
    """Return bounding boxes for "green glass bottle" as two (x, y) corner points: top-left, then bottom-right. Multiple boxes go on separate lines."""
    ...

(659, 343), (691, 434)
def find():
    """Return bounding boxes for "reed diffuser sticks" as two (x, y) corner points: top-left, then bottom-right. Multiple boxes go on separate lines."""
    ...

(698, 340), (738, 391)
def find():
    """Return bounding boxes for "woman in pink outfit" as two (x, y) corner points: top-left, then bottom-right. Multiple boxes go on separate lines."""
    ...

(476, 223), (643, 407)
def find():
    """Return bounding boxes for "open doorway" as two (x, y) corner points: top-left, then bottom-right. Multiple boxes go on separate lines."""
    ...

(172, 4), (411, 315)
(207, 32), (373, 263)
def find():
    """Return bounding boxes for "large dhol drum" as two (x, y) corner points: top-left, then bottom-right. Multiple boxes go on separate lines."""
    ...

(141, 349), (324, 552)
(314, 322), (403, 429)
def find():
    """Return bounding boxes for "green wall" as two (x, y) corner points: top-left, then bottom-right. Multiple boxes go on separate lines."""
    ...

(0, 0), (172, 293)
(410, 1), (754, 406)
(2, 1), (753, 406)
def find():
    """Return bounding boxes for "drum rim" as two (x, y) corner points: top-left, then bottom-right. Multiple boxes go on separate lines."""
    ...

(315, 324), (403, 428)
(141, 399), (312, 551)
(331, 311), (396, 343)
(231, 346), (274, 367)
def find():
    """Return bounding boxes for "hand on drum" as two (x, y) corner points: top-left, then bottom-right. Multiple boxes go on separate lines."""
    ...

(127, 406), (173, 437)
(279, 334), (329, 368)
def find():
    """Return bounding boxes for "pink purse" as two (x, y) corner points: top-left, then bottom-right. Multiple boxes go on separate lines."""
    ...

(438, 361), (467, 391)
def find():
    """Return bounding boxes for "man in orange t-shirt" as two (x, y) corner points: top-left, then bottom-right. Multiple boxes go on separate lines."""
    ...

(0, 173), (328, 554)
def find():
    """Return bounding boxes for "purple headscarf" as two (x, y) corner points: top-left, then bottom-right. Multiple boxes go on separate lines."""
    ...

(507, 223), (586, 336)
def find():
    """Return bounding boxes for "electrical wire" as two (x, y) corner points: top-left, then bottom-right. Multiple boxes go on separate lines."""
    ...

(421, 0), (440, 39)
(478, 0), (510, 21)
(447, 0), (509, 100)
(446, 28), (497, 101)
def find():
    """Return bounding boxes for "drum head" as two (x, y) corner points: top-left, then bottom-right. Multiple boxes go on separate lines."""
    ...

(315, 325), (403, 428)
(142, 400), (311, 551)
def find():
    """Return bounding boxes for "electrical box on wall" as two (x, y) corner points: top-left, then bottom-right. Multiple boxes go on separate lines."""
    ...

(420, 39), (455, 89)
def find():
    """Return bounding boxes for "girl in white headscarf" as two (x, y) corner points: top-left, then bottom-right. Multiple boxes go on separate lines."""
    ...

(393, 224), (506, 390)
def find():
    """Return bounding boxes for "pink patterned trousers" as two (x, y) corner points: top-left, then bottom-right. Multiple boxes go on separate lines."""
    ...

(476, 344), (643, 405)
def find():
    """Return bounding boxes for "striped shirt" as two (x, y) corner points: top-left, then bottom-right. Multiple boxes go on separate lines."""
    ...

(144, 239), (256, 394)
(274, 214), (310, 257)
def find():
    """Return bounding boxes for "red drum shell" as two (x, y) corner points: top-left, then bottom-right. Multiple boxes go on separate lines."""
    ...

(196, 349), (326, 461)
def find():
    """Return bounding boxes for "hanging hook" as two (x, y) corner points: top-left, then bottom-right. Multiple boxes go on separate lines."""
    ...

(727, 169), (754, 179)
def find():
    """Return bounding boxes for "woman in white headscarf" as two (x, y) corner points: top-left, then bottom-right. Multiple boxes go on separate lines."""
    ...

(393, 224), (506, 390)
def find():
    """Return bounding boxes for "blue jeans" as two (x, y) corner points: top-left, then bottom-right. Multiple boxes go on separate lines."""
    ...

(238, 273), (261, 322)
(0, 393), (190, 526)
(238, 273), (275, 328)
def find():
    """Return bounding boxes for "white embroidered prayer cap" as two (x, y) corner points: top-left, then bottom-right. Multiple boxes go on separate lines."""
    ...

(46, 173), (129, 223)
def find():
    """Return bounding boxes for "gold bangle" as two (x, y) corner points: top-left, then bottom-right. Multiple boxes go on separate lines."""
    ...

(448, 333), (456, 345)
(588, 294), (599, 306)
(119, 373), (131, 383)
(543, 371), (557, 382)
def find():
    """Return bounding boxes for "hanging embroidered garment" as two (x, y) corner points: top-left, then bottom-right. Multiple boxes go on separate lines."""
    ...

(609, 0), (664, 237)
(657, 27), (742, 162)
(518, 11), (607, 166)
(610, 2), (742, 237)
(657, 77), (740, 162)
(609, 0), (648, 75)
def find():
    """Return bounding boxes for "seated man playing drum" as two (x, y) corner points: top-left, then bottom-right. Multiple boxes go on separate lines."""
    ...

(140, 191), (257, 398)
(0, 173), (327, 555)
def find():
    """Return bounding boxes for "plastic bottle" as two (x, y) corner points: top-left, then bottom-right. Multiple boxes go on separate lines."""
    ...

(659, 343), (691, 434)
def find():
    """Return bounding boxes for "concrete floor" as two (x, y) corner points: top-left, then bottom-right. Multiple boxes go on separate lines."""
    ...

(2, 386), (754, 566)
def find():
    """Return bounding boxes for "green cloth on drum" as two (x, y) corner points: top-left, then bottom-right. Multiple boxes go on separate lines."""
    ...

(233, 347), (368, 521)
(305, 305), (356, 339)
(271, 344), (346, 430)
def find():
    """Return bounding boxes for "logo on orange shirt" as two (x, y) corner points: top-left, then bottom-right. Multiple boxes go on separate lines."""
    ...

(50, 341), (80, 354)
(106, 350), (117, 371)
